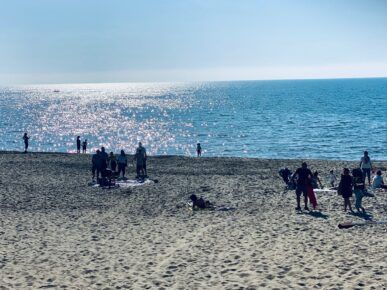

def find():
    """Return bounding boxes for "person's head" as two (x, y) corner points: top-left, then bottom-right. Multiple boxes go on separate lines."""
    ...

(330, 169), (334, 174)
(377, 170), (382, 176)
(364, 151), (368, 156)
(101, 146), (105, 152)
(138, 142), (142, 147)
(85, 139), (87, 142)
(197, 143), (200, 146)
(96, 149), (100, 154)
(302, 162), (307, 169)
(77, 136), (80, 139)
(109, 152), (114, 156)
(120, 150), (125, 156)
(190, 194), (198, 202)
(24, 132), (27, 136)
(313, 171), (319, 177)
(343, 168), (350, 175)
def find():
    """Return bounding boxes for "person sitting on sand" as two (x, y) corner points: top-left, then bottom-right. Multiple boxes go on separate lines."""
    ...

(196, 143), (202, 157)
(279, 167), (292, 185)
(109, 152), (117, 172)
(352, 168), (366, 213)
(92, 149), (100, 180)
(359, 151), (372, 186)
(291, 162), (313, 211)
(190, 194), (214, 210)
(22, 132), (29, 153)
(311, 171), (323, 189)
(117, 150), (128, 178)
(328, 170), (337, 188)
(338, 168), (353, 213)
(372, 170), (387, 190)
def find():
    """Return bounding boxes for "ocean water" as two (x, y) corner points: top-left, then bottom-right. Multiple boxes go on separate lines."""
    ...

(0, 78), (386, 160)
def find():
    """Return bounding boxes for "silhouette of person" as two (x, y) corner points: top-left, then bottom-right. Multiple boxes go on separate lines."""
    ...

(99, 147), (108, 171)
(134, 142), (147, 178)
(196, 143), (202, 157)
(92, 149), (101, 180)
(109, 152), (117, 172)
(23, 132), (29, 153)
(82, 139), (87, 153)
(76, 136), (81, 153)
(291, 162), (313, 211)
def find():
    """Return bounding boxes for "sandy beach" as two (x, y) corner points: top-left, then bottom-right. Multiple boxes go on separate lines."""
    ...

(0, 152), (386, 289)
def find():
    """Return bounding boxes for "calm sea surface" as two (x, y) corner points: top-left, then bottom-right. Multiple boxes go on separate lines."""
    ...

(0, 78), (386, 160)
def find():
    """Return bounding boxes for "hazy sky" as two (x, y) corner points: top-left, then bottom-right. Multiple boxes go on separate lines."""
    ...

(1, 0), (386, 84)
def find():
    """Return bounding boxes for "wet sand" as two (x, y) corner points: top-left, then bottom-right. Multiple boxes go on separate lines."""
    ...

(0, 152), (386, 289)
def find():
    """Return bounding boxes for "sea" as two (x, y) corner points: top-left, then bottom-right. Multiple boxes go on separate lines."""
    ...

(0, 78), (386, 160)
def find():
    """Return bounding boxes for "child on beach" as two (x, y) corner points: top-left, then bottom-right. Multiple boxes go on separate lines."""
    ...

(338, 168), (353, 212)
(190, 194), (214, 210)
(352, 168), (366, 213)
(328, 170), (337, 188)
(22, 132), (29, 153)
(311, 171), (323, 189)
(372, 170), (387, 190)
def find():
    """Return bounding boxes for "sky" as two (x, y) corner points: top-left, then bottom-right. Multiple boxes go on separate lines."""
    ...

(0, 0), (386, 84)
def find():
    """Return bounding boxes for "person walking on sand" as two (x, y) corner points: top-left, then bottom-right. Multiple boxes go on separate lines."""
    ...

(76, 136), (81, 153)
(338, 168), (353, 213)
(352, 168), (366, 213)
(82, 139), (87, 153)
(117, 150), (128, 178)
(22, 132), (29, 153)
(359, 151), (372, 186)
(291, 162), (313, 211)
(196, 143), (202, 157)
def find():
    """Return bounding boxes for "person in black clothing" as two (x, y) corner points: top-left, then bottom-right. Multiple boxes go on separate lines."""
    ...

(22, 132), (29, 153)
(196, 143), (202, 157)
(99, 147), (109, 176)
(82, 139), (87, 153)
(92, 149), (100, 180)
(338, 168), (353, 212)
(279, 167), (292, 184)
(76, 136), (81, 153)
(190, 194), (214, 210)
(291, 162), (313, 211)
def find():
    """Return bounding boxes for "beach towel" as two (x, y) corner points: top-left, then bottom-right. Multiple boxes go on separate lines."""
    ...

(116, 179), (154, 188)
(307, 185), (318, 209)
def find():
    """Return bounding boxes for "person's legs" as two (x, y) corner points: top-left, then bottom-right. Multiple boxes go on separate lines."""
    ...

(92, 165), (96, 180)
(366, 169), (371, 185)
(295, 187), (302, 210)
(303, 191), (309, 210)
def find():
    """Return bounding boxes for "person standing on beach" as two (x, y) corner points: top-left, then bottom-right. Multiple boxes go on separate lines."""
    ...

(134, 142), (147, 178)
(22, 132), (29, 153)
(100, 147), (109, 171)
(117, 150), (128, 178)
(82, 139), (87, 153)
(76, 136), (81, 153)
(338, 168), (353, 212)
(291, 162), (313, 211)
(109, 152), (117, 172)
(359, 151), (372, 186)
(92, 149), (100, 180)
(196, 143), (202, 157)
(352, 168), (366, 213)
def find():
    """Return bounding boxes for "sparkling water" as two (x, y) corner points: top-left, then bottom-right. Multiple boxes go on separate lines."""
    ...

(0, 78), (386, 160)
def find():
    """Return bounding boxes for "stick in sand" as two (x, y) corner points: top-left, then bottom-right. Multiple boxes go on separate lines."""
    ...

(338, 220), (387, 229)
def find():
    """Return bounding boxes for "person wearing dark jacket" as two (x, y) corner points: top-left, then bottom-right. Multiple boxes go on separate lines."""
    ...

(338, 168), (353, 212)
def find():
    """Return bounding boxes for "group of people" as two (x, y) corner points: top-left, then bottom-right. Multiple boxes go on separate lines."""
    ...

(76, 136), (88, 154)
(91, 142), (148, 184)
(283, 151), (386, 214)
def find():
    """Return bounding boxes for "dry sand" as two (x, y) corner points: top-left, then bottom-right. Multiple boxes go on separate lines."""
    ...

(0, 152), (386, 289)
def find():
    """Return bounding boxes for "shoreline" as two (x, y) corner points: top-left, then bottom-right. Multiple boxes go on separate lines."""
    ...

(1, 150), (386, 162)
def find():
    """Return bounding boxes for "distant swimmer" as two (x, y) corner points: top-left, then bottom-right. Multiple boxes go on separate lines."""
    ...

(76, 136), (81, 153)
(22, 132), (29, 153)
(196, 143), (202, 157)
(82, 139), (87, 153)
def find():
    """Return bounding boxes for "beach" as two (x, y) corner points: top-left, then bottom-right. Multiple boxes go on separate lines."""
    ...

(0, 152), (386, 289)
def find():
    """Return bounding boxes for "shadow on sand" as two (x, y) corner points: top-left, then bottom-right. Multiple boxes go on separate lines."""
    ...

(299, 211), (329, 219)
(349, 211), (373, 221)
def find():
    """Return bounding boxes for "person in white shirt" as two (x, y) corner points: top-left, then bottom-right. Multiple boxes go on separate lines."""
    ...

(372, 170), (387, 189)
(328, 169), (337, 188)
(359, 151), (372, 186)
